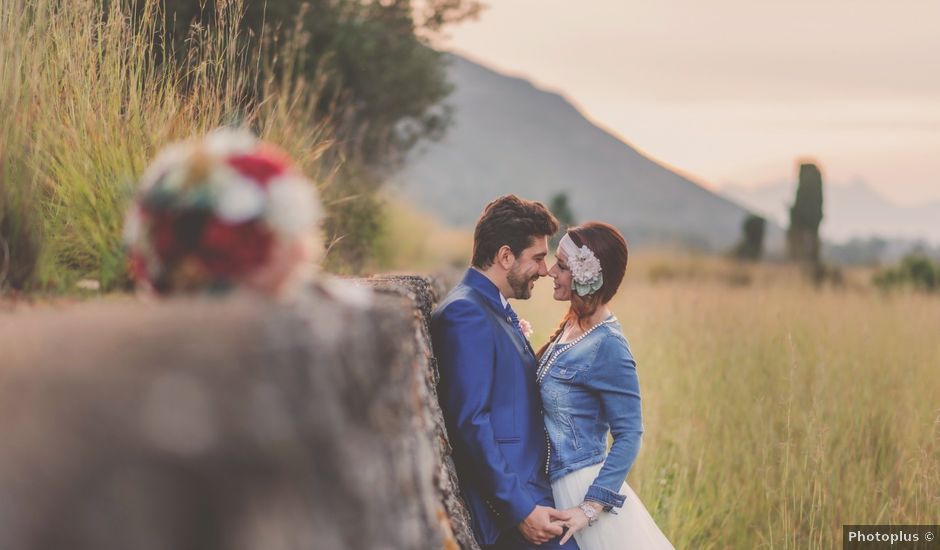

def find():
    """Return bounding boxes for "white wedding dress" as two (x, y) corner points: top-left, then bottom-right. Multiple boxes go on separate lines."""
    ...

(552, 462), (675, 550)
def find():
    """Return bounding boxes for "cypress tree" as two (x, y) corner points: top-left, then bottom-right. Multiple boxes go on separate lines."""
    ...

(734, 214), (766, 261)
(787, 163), (824, 263)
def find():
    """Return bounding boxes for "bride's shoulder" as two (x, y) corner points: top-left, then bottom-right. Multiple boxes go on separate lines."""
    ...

(598, 319), (629, 342)
(595, 325), (635, 359)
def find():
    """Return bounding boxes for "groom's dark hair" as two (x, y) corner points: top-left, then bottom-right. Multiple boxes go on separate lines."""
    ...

(472, 195), (559, 269)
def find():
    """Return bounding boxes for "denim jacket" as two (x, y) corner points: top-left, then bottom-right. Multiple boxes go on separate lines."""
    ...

(539, 318), (643, 510)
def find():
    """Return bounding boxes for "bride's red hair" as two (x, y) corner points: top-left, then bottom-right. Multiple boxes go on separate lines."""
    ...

(536, 222), (628, 359)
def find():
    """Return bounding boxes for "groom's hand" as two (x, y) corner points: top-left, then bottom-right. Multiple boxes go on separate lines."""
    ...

(517, 505), (572, 545)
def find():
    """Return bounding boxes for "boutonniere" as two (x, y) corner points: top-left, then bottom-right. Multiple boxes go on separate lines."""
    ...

(518, 318), (533, 339)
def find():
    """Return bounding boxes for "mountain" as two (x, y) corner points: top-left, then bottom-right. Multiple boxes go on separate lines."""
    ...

(721, 179), (940, 244)
(391, 54), (774, 251)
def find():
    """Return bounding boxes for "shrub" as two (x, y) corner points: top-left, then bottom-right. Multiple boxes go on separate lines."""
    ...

(873, 254), (940, 293)
(733, 214), (766, 262)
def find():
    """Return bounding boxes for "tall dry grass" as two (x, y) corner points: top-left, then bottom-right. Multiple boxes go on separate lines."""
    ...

(514, 257), (940, 548)
(0, 0), (330, 291)
(369, 193), (472, 273)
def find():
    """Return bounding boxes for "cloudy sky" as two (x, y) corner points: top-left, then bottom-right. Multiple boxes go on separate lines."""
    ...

(440, 0), (940, 205)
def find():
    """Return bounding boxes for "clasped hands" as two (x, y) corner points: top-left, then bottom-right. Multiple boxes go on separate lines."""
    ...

(518, 502), (602, 545)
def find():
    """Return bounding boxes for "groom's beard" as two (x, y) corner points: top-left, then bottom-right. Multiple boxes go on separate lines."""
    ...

(507, 266), (538, 300)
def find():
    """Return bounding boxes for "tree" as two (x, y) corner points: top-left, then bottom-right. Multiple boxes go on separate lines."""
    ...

(158, 0), (482, 166)
(548, 192), (576, 248)
(150, 0), (482, 273)
(787, 162), (824, 263)
(734, 214), (765, 261)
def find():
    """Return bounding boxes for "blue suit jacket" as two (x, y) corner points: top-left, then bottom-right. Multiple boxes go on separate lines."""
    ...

(431, 269), (557, 546)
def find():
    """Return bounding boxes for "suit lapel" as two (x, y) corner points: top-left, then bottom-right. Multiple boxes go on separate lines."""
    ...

(498, 308), (536, 360)
(460, 269), (537, 362)
(517, 326), (536, 359)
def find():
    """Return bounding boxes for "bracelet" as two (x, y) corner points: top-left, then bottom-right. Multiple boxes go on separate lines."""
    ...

(578, 502), (598, 527)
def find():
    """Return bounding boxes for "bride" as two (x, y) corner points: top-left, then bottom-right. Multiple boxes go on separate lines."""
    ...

(536, 223), (674, 549)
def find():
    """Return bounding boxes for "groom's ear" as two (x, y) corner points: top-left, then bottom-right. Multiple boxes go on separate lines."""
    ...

(495, 245), (516, 270)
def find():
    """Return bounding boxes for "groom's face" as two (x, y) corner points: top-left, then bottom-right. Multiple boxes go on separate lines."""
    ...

(506, 236), (550, 300)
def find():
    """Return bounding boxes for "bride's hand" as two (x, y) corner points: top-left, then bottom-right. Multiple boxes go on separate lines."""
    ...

(558, 505), (592, 545)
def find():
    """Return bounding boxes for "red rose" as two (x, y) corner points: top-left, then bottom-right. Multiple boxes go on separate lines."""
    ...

(128, 252), (150, 283)
(150, 212), (181, 262)
(198, 218), (274, 277)
(227, 148), (291, 187)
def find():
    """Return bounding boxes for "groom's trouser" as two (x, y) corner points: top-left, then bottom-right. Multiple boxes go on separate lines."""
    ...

(485, 528), (580, 550)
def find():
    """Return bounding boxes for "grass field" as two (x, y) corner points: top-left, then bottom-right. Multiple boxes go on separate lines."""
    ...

(512, 255), (940, 548)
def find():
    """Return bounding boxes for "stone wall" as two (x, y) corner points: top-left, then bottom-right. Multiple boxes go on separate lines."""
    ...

(366, 275), (478, 550)
(0, 274), (480, 550)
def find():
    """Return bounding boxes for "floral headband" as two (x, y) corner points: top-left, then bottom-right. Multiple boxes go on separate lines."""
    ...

(124, 128), (321, 293)
(558, 233), (603, 296)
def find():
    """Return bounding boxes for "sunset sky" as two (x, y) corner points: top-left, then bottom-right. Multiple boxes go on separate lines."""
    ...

(440, 0), (940, 205)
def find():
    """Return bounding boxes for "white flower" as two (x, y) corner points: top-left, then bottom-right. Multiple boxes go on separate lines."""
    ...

(123, 205), (143, 246)
(138, 142), (191, 192)
(518, 318), (533, 339)
(569, 245), (604, 296)
(212, 168), (267, 223)
(203, 128), (258, 158)
(264, 175), (321, 235)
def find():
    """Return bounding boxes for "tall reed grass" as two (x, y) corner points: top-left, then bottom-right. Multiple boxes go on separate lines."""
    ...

(0, 0), (331, 292)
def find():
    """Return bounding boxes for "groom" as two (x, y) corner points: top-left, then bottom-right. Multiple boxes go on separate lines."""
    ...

(431, 195), (579, 550)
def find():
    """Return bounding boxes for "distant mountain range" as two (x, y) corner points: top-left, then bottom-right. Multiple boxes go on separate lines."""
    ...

(392, 54), (776, 252)
(720, 179), (940, 244)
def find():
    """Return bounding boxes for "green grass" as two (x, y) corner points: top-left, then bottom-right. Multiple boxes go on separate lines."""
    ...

(0, 0), (330, 292)
(514, 257), (940, 548)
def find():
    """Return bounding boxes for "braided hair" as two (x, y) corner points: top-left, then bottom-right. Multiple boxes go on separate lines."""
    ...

(535, 317), (569, 361)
